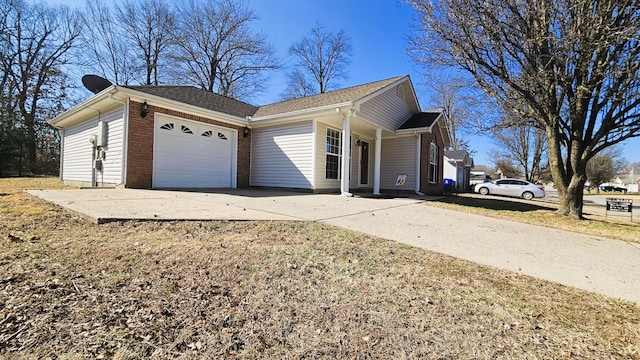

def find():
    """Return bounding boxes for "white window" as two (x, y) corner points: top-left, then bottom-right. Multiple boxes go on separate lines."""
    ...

(326, 128), (341, 179)
(429, 142), (439, 183)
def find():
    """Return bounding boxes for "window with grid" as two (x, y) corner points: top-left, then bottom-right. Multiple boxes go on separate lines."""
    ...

(429, 142), (439, 183)
(326, 128), (341, 179)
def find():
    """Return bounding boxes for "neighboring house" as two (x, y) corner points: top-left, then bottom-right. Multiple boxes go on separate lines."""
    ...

(470, 165), (491, 186)
(443, 150), (473, 192)
(621, 164), (640, 193)
(50, 75), (451, 195)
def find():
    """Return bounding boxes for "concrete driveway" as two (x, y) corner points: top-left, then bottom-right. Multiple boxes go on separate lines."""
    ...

(28, 188), (640, 305)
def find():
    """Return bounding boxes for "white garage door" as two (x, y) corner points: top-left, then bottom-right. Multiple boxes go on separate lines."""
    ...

(153, 117), (235, 188)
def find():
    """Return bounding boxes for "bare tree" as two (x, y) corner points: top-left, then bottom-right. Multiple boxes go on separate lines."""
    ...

(492, 126), (547, 182)
(586, 148), (628, 191)
(282, 24), (352, 100)
(491, 107), (547, 182)
(115, 0), (177, 85)
(493, 159), (522, 179)
(81, 0), (135, 85)
(171, 0), (278, 100)
(408, 0), (640, 219)
(427, 77), (476, 151)
(1, 0), (82, 174)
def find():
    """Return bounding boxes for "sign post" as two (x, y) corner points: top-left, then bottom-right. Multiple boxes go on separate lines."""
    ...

(606, 198), (633, 221)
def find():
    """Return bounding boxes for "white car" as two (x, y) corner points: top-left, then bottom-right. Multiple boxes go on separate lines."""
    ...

(474, 178), (545, 200)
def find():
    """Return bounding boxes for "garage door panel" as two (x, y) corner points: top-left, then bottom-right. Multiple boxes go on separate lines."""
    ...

(153, 117), (235, 188)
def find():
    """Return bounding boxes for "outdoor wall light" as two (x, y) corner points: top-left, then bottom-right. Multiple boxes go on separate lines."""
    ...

(140, 101), (149, 118)
(243, 126), (250, 138)
(356, 139), (362, 146)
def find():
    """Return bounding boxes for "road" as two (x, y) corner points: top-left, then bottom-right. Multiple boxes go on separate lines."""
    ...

(544, 188), (639, 211)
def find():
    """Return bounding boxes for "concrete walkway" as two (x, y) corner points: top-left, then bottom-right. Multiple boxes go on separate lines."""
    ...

(28, 188), (640, 304)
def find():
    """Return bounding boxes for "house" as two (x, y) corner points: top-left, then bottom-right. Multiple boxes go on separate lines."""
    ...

(470, 165), (491, 187)
(443, 150), (473, 192)
(50, 75), (451, 195)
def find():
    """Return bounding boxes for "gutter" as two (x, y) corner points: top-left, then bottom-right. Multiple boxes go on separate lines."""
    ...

(251, 102), (353, 123)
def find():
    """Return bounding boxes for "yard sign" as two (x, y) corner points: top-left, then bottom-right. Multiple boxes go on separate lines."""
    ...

(606, 198), (633, 221)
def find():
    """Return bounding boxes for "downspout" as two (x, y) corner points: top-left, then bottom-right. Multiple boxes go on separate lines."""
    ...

(58, 128), (64, 182)
(91, 141), (97, 187)
(415, 133), (425, 196)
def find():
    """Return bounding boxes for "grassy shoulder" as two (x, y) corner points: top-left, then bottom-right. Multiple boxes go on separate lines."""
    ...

(424, 193), (640, 244)
(1, 178), (639, 358)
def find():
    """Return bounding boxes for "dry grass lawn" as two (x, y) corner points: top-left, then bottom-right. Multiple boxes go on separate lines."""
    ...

(1, 178), (639, 359)
(425, 193), (640, 244)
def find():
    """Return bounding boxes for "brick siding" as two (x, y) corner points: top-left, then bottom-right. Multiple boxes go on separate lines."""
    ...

(419, 122), (445, 195)
(125, 100), (251, 188)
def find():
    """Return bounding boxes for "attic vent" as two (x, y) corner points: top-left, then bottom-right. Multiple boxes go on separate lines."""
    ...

(202, 130), (213, 137)
(217, 132), (228, 140)
(396, 85), (405, 101)
(181, 125), (193, 134)
(160, 123), (174, 130)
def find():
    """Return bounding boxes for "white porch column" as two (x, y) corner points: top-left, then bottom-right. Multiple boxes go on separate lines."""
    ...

(373, 128), (382, 195)
(415, 133), (425, 195)
(340, 110), (352, 196)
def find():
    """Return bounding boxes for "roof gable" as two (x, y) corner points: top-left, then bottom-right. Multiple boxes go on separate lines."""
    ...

(444, 150), (469, 161)
(253, 76), (406, 118)
(125, 85), (259, 119)
(445, 150), (472, 166)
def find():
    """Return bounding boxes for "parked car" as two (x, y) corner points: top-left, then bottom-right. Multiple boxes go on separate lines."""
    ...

(599, 184), (627, 193)
(474, 178), (546, 200)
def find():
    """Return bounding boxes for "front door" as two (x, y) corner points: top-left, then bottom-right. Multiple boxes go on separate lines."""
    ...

(360, 141), (369, 186)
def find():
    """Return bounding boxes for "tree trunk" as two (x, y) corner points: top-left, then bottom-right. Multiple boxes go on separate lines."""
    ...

(563, 174), (586, 219)
(545, 124), (586, 219)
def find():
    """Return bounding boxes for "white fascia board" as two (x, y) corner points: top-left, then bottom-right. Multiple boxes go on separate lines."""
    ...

(394, 127), (432, 135)
(250, 102), (353, 124)
(49, 85), (119, 128)
(404, 77), (421, 113)
(436, 114), (452, 149)
(122, 88), (249, 127)
(381, 132), (422, 140)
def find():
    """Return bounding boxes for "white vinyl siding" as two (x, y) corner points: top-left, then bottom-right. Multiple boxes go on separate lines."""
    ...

(250, 121), (314, 189)
(96, 108), (125, 184)
(61, 106), (125, 184)
(358, 87), (412, 132)
(380, 136), (417, 190)
(61, 119), (96, 182)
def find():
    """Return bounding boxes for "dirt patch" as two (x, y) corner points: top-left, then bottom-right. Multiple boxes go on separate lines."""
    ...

(1, 178), (639, 359)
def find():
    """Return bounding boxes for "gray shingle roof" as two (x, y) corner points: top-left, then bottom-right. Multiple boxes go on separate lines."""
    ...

(398, 111), (441, 130)
(252, 76), (406, 118)
(125, 85), (259, 118)
(444, 150), (469, 161)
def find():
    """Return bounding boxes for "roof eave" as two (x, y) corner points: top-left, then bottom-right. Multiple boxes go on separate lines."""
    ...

(251, 102), (353, 123)
(49, 85), (120, 128)
(51, 86), (251, 129)
(395, 127), (432, 135)
(435, 113), (452, 149)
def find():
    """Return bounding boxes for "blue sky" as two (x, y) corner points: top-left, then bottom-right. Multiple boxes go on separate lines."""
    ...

(50, 0), (640, 166)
